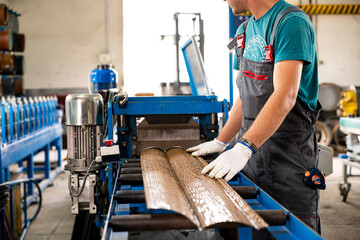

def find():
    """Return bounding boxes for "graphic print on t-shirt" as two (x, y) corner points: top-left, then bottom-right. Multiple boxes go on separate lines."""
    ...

(243, 35), (267, 62)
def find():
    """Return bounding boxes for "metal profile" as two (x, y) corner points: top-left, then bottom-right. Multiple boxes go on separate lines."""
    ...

(140, 148), (268, 230)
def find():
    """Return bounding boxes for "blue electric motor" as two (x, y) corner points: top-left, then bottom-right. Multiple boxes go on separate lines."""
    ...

(90, 64), (118, 93)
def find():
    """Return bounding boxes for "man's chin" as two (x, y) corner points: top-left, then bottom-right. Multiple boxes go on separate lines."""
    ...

(233, 9), (247, 15)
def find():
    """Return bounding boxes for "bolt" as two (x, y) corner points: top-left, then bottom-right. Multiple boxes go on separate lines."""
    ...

(133, 146), (137, 150)
(200, 134), (205, 139)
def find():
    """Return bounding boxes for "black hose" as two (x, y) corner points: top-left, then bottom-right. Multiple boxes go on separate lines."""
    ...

(0, 178), (42, 223)
(28, 179), (42, 223)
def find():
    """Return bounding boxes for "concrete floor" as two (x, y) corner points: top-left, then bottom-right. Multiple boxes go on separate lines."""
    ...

(319, 158), (360, 240)
(24, 157), (360, 240)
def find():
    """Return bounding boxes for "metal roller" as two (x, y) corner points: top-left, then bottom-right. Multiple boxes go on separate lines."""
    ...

(114, 186), (258, 203)
(109, 210), (286, 232)
(119, 173), (143, 185)
(120, 167), (142, 174)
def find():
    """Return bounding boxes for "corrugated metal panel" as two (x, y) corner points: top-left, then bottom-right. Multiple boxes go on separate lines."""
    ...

(140, 147), (268, 230)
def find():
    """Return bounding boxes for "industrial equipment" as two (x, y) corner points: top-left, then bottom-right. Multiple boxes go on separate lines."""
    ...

(95, 94), (322, 239)
(90, 64), (118, 94)
(339, 85), (360, 118)
(63, 39), (326, 240)
(65, 93), (104, 214)
(160, 12), (204, 95)
(0, 95), (62, 239)
(339, 117), (360, 202)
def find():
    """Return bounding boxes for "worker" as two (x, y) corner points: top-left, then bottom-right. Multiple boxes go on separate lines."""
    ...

(187, 0), (321, 234)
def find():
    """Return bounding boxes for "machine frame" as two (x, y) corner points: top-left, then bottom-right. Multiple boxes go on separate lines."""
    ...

(99, 95), (323, 240)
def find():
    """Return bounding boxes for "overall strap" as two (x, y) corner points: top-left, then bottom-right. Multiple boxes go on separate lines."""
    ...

(265, 6), (305, 62)
(269, 6), (305, 46)
(227, 18), (251, 50)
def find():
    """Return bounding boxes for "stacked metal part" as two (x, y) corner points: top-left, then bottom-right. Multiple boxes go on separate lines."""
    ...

(0, 3), (25, 96)
(65, 93), (104, 214)
(0, 96), (58, 144)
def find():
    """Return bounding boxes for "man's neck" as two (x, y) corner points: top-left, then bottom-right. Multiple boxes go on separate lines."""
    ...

(249, 0), (280, 20)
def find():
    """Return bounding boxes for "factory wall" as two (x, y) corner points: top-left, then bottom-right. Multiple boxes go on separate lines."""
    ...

(3, 0), (124, 91)
(288, 0), (360, 87)
(0, 0), (358, 97)
(124, 0), (360, 101)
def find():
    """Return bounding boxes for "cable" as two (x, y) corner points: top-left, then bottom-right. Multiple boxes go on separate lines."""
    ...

(68, 159), (97, 197)
(113, 92), (128, 107)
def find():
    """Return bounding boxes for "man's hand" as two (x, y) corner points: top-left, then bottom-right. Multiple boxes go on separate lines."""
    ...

(201, 143), (252, 182)
(186, 139), (228, 157)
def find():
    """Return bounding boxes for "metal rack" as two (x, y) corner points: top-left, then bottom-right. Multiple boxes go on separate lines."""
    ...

(338, 117), (360, 202)
(0, 96), (62, 197)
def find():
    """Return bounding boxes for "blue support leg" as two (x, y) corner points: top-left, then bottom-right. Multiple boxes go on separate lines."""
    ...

(56, 138), (62, 167)
(238, 227), (252, 240)
(44, 144), (50, 179)
(27, 155), (34, 195)
(108, 163), (113, 203)
(18, 160), (23, 168)
(4, 168), (10, 182)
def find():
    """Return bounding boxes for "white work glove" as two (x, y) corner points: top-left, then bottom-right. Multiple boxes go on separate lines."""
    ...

(187, 138), (228, 157)
(201, 143), (252, 182)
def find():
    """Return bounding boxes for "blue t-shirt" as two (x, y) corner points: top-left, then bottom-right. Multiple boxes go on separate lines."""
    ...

(233, 0), (318, 111)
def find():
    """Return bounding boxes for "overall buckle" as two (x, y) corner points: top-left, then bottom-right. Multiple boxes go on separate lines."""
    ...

(265, 45), (274, 63)
(236, 34), (245, 50)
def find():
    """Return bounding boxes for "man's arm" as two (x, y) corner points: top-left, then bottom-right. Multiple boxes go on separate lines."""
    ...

(201, 60), (303, 181)
(242, 60), (303, 147)
(217, 95), (243, 143)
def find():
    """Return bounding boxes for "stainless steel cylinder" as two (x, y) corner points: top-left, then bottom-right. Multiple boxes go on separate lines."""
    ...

(65, 94), (104, 173)
(65, 94), (103, 126)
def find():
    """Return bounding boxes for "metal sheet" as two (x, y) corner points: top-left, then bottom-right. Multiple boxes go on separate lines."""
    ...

(140, 148), (200, 227)
(140, 148), (268, 230)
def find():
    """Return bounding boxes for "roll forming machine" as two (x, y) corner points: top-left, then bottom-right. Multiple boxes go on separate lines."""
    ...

(64, 93), (323, 240)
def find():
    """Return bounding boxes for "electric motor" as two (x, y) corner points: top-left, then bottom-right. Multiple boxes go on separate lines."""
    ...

(65, 93), (104, 173)
(65, 93), (104, 214)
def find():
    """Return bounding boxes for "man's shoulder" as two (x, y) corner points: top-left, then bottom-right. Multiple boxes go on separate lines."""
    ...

(277, 12), (314, 37)
(235, 16), (254, 36)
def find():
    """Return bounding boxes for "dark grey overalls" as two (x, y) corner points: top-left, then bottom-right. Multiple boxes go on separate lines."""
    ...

(232, 7), (321, 232)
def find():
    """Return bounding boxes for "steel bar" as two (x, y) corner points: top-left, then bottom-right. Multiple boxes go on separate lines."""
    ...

(114, 190), (145, 203)
(140, 148), (268, 230)
(120, 167), (142, 174)
(109, 210), (285, 232)
(123, 159), (140, 163)
(232, 186), (259, 199)
(121, 163), (141, 168)
(114, 186), (258, 203)
(118, 174), (143, 185)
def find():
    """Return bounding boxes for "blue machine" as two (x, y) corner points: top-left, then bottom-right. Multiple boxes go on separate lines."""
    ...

(90, 64), (118, 93)
(0, 96), (62, 188)
(72, 11), (321, 239)
(92, 94), (323, 240)
(0, 96), (62, 239)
